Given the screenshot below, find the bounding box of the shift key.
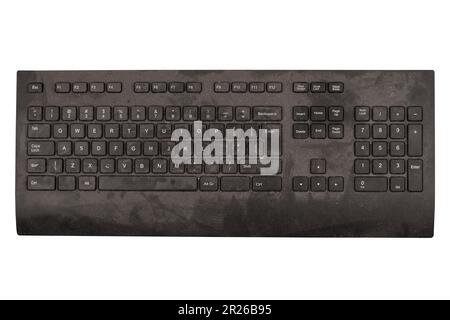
[408,159,423,192]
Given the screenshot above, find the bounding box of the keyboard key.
[293,106,309,121]
[62,106,77,121]
[407,106,422,121]
[122,124,137,138]
[310,159,326,174]
[78,176,96,190]
[249,82,265,93]
[390,176,405,192]
[45,106,59,121]
[292,176,309,191]
[355,124,370,139]
[354,159,370,174]
[27,158,46,173]
[354,106,370,121]
[169,82,185,93]
[328,124,344,139]
[105,124,120,138]
[157,124,172,138]
[143,141,158,156]
[74,141,89,155]
[27,176,55,190]
[252,176,282,191]
[165,106,181,121]
[221,176,250,191]
[266,82,282,93]
[390,159,405,174]
[90,82,105,93]
[65,159,80,173]
[310,176,326,192]
[372,124,387,139]
[82,158,97,173]
[117,158,132,173]
[148,106,164,121]
[328,82,344,93]
[70,124,85,138]
[27,82,43,93]
[28,106,42,121]
[328,177,344,192]
[214,82,230,93]
[354,141,370,156]
[126,141,141,156]
[408,159,423,192]
[390,141,405,157]
[100,159,115,173]
[408,124,422,156]
[92,141,106,156]
[310,82,326,93]
[28,141,54,156]
[310,124,326,139]
[58,176,76,191]
[114,106,128,121]
[79,106,94,121]
[134,82,149,93]
[28,124,50,138]
[390,124,405,139]
[236,106,251,121]
[139,124,154,138]
[232,82,247,93]
[99,176,197,191]
[199,176,219,191]
[72,82,88,93]
[131,106,146,121]
[310,106,326,121]
[390,106,405,121]
[372,159,388,174]
[253,106,282,121]
[328,106,344,121]
[55,82,70,93]
[151,82,167,93]
[57,141,72,156]
[354,176,387,192]
[107,82,122,93]
[372,106,387,121]
[97,106,111,121]
[201,106,216,121]
[135,159,150,173]
[152,158,167,173]
[218,106,233,121]
[48,158,63,173]
[293,82,309,93]
[372,141,387,157]
[186,82,202,93]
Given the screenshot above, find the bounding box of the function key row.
[29,81,344,94]
[214,82,282,93]
[134,82,202,93]
[354,106,422,121]
[28,106,282,122]
[55,82,122,93]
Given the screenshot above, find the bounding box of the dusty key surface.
[16,70,434,237]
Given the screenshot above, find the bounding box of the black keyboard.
[16,70,435,237]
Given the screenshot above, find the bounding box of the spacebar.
[99,176,198,191]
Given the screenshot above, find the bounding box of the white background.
[0,0,448,300]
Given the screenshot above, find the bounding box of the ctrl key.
[27,176,55,190]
